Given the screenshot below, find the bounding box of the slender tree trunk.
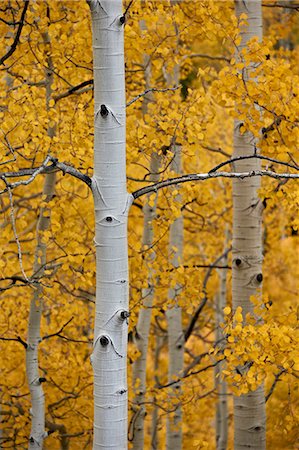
[165,20,184,448]
[150,335,161,450]
[233,2,266,449]
[132,23,161,448]
[26,28,56,450]
[166,144,184,450]
[215,241,228,450]
[89,2,131,449]
[132,152,160,450]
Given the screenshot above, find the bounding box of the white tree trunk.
[26,173,56,450]
[166,145,184,450]
[132,25,161,447]
[89,1,131,449]
[27,29,56,449]
[215,243,228,450]
[132,152,160,450]
[233,2,266,449]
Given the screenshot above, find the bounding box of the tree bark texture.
[233,1,266,449]
[132,153,160,450]
[215,243,228,450]
[132,25,161,448]
[166,145,184,450]
[89,1,131,449]
[27,29,56,449]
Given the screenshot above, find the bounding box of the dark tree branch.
[132,169,299,199]
[265,369,286,402]
[0,156,92,191]
[53,79,93,102]
[42,317,74,340]
[209,154,299,174]
[0,1,29,66]
[0,335,27,348]
[184,248,231,342]
[262,3,299,10]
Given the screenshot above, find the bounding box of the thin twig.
[126,86,180,107]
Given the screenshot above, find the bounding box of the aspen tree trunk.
[166,144,184,450]
[233,1,266,449]
[165,20,184,448]
[26,29,56,449]
[89,2,131,449]
[132,152,160,450]
[150,335,162,450]
[215,247,228,450]
[132,22,161,448]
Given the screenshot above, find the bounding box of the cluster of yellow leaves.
[217,301,298,396]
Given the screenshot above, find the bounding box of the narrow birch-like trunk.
[150,335,162,450]
[233,1,266,449]
[165,21,184,448]
[26,29,56,449]
[132,22,161,448]
[215,246,228,450]
[132,152,160,450]
[166,144,184,450]
[89,2,131,449]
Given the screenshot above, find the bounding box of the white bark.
[27,29,56,449]
[215,242,228,450]
[164,20,184,447]
[26,174,55,450]
[132,22,161,447]
[166,146,184,450]
[233,1,266,449]
[132,152,160,450]
[89,1,131,449]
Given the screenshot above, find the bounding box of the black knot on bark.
[106,216,113,222]
[235,258,242,267]
[119,15,125,25]
[120,310,130,320]
[39,377,47,383]
[99,335,109,347]
[100,104,109,117]
[256,273,263,283]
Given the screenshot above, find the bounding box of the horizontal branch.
[262,2,299,10]
[0,156,92,191]
[53,79,93,102]
[132,170,299,199]
[126,86,180,107]
[209,154,299,174]
[183,53,230,62]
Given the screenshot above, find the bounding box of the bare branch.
[126,86,180,107]
[262,3,299,10]
[265,369,286,402]
[183,53,230,62]
[184,249,231,343]
[4,182,30,281]
[53,79,93,103]
[0,335,27,348]
[0,1,29,66]
[132,169,299,199]
[42,317,74,340]
[209,154,299,174]
[0,156,92,192]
